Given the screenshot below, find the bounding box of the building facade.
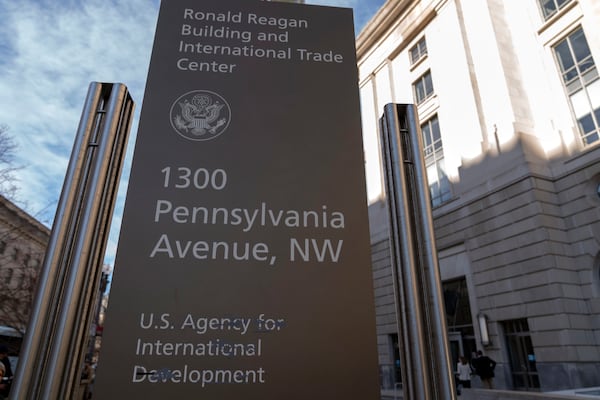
[358,0,600,392]
[0,195,49,354]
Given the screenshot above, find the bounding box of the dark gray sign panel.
[94,0,379,398]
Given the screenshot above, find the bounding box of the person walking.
[0,345,12,399]
[0,362,6,400]
[456,356,472,394]
[472,350,496,389]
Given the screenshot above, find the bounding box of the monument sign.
[94,0,378,398]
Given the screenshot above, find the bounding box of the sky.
[0,0,385,266]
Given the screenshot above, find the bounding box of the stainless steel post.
[379,103,456,400]
[11,82,134,399]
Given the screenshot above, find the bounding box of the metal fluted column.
[11,82,134,399]
[379,103,455,400]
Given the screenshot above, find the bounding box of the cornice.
[0,195,51,238]
[356,0,414,59]
[356,0,440,63]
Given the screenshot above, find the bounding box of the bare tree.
[0,125,21,201]
[0,127,49,343]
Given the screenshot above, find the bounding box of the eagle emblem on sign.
[170,90,231,141]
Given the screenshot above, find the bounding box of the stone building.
[358,0,600,392]
[0,195,49,353]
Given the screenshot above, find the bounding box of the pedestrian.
[0,345,12,398]
[0,362,6,400]
[456,356,472,394]
[472,350,496,389]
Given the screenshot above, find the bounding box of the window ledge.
[537,0,578,35]
[416,94,438,120]
[409,53,428,72]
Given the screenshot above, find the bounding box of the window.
[409,37,427,65]
[554,27,600,146]
[3,267,13,285]
[413,70,434,104]
[504,319,540,390]
[538,0,572,20]
[390,334,402,386]
[421,115,451,206]
[443,278,477,369]
[594,252,600,297]
[379,334,401,390]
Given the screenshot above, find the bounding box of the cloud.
[0,0,159,267]
[0,0,383,266]
[0,0,158,223]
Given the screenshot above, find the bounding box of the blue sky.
[0,0,385,265]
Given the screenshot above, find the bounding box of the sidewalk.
[381,388,597,400]
[459,388,598,400]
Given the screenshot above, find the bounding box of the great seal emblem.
[170,90,231,141]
